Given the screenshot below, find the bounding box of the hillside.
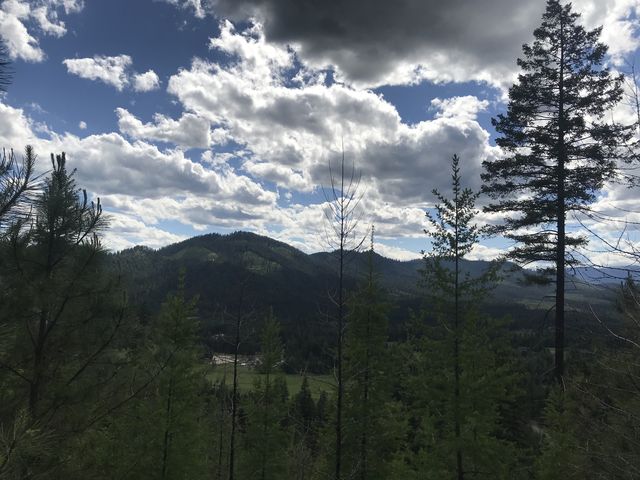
[110,231,620,371]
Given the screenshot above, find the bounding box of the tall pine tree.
[482,0,631,383]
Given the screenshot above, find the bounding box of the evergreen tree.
[482,0,631,383]
[291,376,318,446]
[0,152,126,478]
[414,155,520,479]
[93,273,210,479]
[288,376,321,479]
[342,231,399,480]
[535,387,584,480]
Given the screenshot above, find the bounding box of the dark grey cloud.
[207,0,546,86]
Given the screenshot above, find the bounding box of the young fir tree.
[238,312,289,480]
[291,376,317,444]
[482,0,631,383]
[534,387,584,480]
[342,231,400,480]
[414,155,520,479]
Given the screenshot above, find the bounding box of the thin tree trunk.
[260,371,271,480]
[359,304,371,480]
[556,14,566,386]
[161,376,174,479]
[216,377,227,480]
[229,310,241,480]
[335,157,346,480]
[454,185,464,480]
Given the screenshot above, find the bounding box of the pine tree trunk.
[555,14,566,385]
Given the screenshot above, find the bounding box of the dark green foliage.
[285,376,329,479]
[257,311,284,374]
[482,0,631,381]
[536,276,640,479]
[111,230,618,373]
[91,274,210,479]
[535,387,584,479]
[483,0,628,263]
[342,239,401,479]
[209,378,233,480]
[291,376,319,446]
[0,146,35,232]
[0,151,126,478]
[408,155,521,479]
[238,314,289,480]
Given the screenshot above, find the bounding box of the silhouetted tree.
[482,0,631,383]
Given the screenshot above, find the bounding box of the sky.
[0,0,639,262]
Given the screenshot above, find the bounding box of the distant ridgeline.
[110,231,618,372]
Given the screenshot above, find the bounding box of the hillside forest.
[2,1,640,479]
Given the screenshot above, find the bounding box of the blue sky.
[0,0,638,261]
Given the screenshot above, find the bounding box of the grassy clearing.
[207,364,335,398]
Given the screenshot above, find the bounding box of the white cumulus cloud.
[63,54,133,90]
[0,0,83,62]
[116,107,214,149]
[133,70,160,92]
[63,55,162,93]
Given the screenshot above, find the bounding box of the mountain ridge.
[110,231,620,371]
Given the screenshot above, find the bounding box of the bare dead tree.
[224,270,255,480]
[321,143,366,480]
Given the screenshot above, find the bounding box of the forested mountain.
[111,231,618,371]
